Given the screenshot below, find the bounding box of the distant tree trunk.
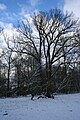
[7,56,11,91]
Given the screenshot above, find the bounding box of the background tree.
[1,8,80,98]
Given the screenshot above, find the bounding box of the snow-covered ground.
[0,93,80,120]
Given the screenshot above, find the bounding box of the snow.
[0,93,80,120]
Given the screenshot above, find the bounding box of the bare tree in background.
[7,9,80,98]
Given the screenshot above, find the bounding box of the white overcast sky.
[64,0,80,19]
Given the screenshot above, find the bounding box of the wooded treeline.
[0,9,80,98]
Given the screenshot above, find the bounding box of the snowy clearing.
[0,93,80,120]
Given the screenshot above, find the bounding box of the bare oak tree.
[7,9,80,98]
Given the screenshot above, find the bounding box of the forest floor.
[0,93,80,120]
